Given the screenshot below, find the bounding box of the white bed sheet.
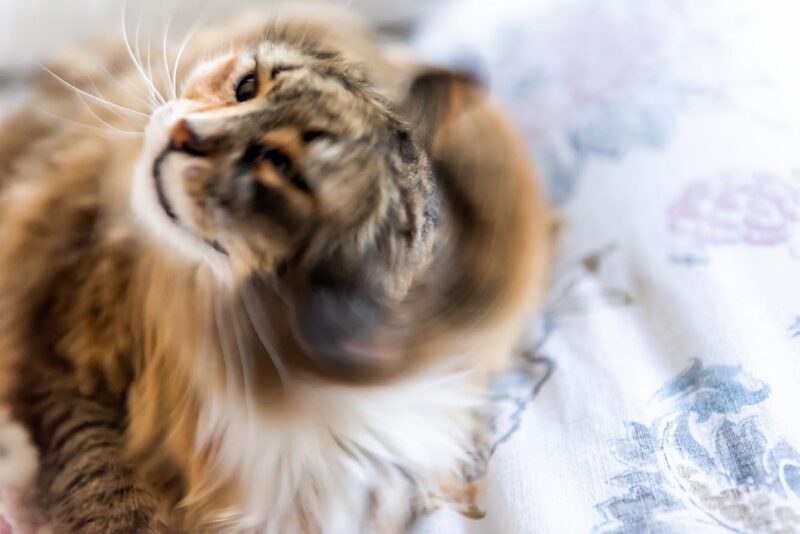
[414,1,800,532]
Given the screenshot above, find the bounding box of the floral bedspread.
[414,0,800,532]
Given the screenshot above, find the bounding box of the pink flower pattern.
[669,171,800,247]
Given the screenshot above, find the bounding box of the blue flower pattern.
[595,360,800,533]
[489,245,632,458]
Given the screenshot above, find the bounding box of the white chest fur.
[195,366,483,533]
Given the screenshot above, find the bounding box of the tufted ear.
[400,67,482,151]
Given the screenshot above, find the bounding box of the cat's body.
[0,8,554,533]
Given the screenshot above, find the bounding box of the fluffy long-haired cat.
[0,5,554,533]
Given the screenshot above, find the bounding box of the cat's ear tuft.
[400,67,483,150]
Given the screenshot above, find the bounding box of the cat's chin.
[130,104,234,284]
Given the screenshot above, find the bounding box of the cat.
[0,6,555,533]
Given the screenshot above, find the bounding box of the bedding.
[2,0,800,532]
[412,0,800,532]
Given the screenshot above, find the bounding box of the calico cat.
[0,7,555,533]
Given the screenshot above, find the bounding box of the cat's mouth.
[152,150,178,222]
[151,147,228,256]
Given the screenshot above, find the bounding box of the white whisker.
[122,0,165,107]
[161,2,179,100]
[39,65,150,119]
[34,106,143,137]
[80,99,145,135]
[88,79,147,128]
[145,25,158,104]
[131,0,153,104]
[94,61,154,111]
[172,4,210,97]
[139,0,166,105]
[136,1,161,105]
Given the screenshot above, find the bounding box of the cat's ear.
[400,67,483,151]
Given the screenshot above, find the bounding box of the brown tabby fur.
[0,7,556,533]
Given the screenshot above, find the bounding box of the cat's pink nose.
[169,119,205,156]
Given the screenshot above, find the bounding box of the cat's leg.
[14,368,171,533]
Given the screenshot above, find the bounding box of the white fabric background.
[414,1,800,532]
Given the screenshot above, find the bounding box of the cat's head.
[132,41,447,380]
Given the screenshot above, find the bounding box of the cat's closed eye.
[260,147,292,175]
[302,130,331,143]
[242,145,311,193]
[240,145,287,170]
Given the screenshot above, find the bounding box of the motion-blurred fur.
[0,7,554,533]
